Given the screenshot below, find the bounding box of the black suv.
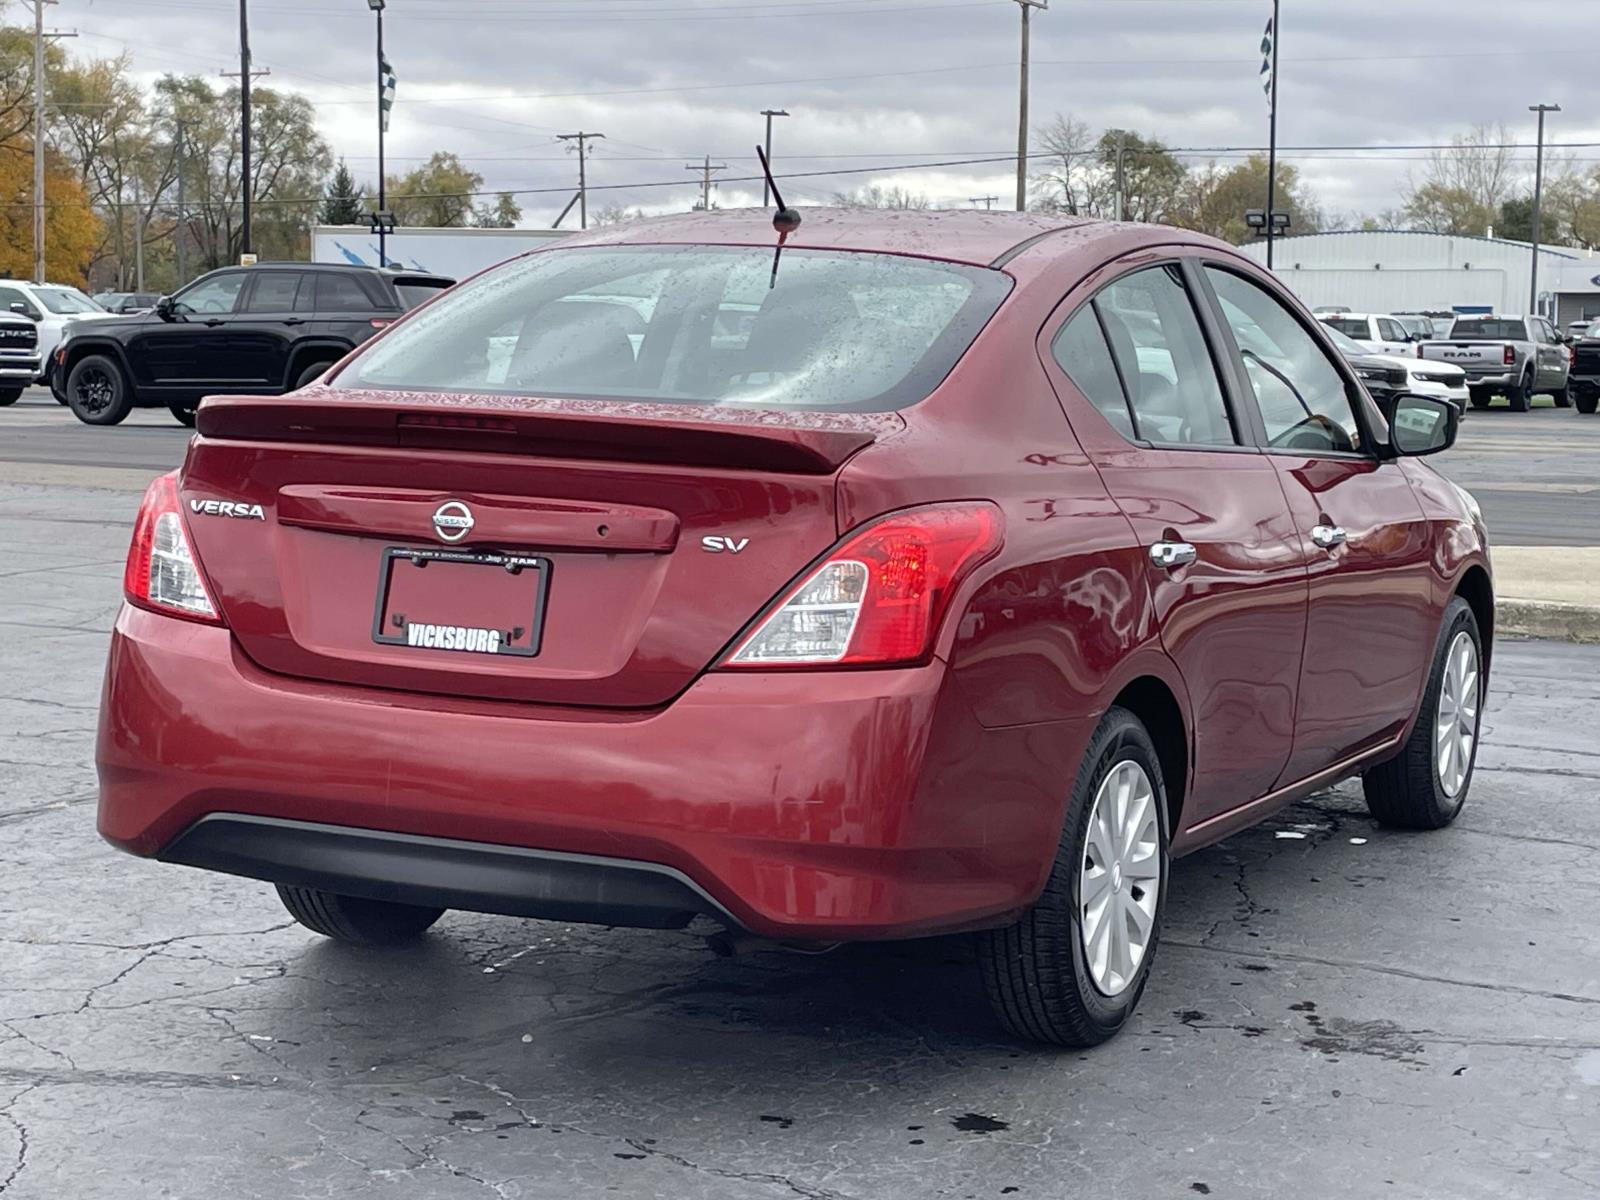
[53,263,453,426]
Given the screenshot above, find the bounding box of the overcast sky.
[68,0,1596,226]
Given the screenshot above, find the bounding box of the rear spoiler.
[194,391,903,476]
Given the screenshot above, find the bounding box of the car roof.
[549,206,1103,267]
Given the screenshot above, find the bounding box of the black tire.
[168,404,196,427]
[293,360,336,390]
[0,386,21,406]
[65,354,133,426]
[977,706,1170,1047]
[1362,596,1483,831]
[1506,372,1532,413]
[275,884,445,945]
[1551,383,1572,408]
[1576,392,1599,415]
[1468,388,1492,410]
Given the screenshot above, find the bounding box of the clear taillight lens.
[722,503,1002,668]
[124,472,221,623]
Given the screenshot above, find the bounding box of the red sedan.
[98,209,1490,1046]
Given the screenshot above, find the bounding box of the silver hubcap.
[1079,760,1162,997]
[1435,631,1480,799]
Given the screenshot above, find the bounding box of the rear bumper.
[1455,370,1515,387]
[98,606,1083,940]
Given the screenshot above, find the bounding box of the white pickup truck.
[1416,315,1571,412]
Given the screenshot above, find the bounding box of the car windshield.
[1321,324,1370,357]
[341,245,1012,412]
[37,288,104,315]
[1321,317,1371,339]
[1394,316,1431,338]
[1450,318,1527,339]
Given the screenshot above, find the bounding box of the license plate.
[372,546,548,658]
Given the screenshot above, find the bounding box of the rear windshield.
[394,281,451,310]
[1321,317,1370,339]
[1450,318,1527,339]
[340,245,1012,412]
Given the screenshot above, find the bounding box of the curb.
[1498,598,1600,644]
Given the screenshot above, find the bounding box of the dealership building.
[1236,230,1600,327]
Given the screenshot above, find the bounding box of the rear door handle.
[1311,524,1347,549]
[203,318,225,327]
[283,317,305,326]
[1148,541,1197,569]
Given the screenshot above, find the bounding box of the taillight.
[1416,344,1424,359]
[1504,345,1516,366]
[370,318,392,330]
[123,472,222,624]
[721,503,1003,668]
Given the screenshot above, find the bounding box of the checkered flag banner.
[380,56,397,132]
[1259,17,1273,112]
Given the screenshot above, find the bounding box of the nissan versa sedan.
[97,209,1491,1046]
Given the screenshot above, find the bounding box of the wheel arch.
[1454,563,1495,674]
[1109,674,1189,843]
[283,339,354,389]
[61,337,135,384]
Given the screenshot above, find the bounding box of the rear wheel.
[168,404,196,427]
[65,354,132,426]
[1468,388,1492,410]
[1363,596,1482,830]
[0,386,21,407]
[978,707,1168,1046]
[276,884,444,945]
[1576,392,1599,415]
[293,360,336,390]
[1506,371,1532,413]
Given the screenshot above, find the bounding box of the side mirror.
[1389,393,1457,457]
[155,295,176,321]
[9,302,34,321]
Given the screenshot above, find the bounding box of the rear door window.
[244,272,310,313]
[1052,306,1137,440]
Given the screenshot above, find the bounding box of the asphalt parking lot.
[3,390,1599,1198]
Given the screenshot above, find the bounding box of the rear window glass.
[395,281,450,310]
[1450,319,1527,339]
[339,245,1012,412]
[1321,317,1370,339]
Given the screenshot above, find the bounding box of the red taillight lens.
[370,318,392,330]
[721,503,1003,668]
[123,472,222,624]
[1504,345,1516,366]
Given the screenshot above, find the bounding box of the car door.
[1042,258,1309,823]
[1374,316,1413,357]
[1200,264,1438,784]
[124,271,248,391]
[230,270,312,390]
[310,270,387,348]
[1534,318,1566,389]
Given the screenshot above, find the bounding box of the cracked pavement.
[3,470,1600,1199]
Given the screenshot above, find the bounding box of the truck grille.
[0,325,37,349]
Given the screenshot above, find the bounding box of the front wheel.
[1363,596,1483,830]
[977,707,1168,1046]
[0,386,21,407]
[1551,383,1572,408]
[1506,372,1532,413]
[65,354,133,426]
[276,884,445,945]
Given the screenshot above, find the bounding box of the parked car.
[94,291,162,316]
[1570,327,1600,414]
[0,280,116,381]
[1316,312,1424,356]
[0,309,42,404]
[1320,323,1469,414]
[53,263,454,426]
[97,210,1490,1048]
[1417,314,1571,411]
[1312,304,1351,314]
[1566,318,1596,343]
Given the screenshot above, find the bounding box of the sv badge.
[701,536,750,554]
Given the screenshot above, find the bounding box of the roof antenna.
[757,144,800,288]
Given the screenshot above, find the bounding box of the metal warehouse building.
[1236,230,1600,327]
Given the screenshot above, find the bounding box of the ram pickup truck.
[1417,314,1570,412]
[1570,331,1600,414]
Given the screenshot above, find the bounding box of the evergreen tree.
[320,159,364,225]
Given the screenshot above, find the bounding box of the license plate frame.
[371,546,550,659]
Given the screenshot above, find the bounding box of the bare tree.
[1031,113,1105,216]
[831,184,930,210]
[1401,123,1517,235]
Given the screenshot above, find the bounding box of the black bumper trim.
[158,814,739,931]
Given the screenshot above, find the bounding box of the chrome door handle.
[1311,524,1347,549]
[1148,541,1197,569]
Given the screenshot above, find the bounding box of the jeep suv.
[53,263,453,426]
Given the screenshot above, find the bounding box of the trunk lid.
[181,391,901,707]
[1418,341,1513,369]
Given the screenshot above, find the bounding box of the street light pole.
[1529,102,1560,318]
[239,0,252,259]
[760,108,789,208]
[1264,0,1281,269]
[1013,0,1047,213]
[370,0,387,266]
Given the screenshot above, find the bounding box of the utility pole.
[1113,132,1127,222]
[760,109,789,207]
[556,132,603,229]
[28,1,74,284]
[1013,0,1046,213]
[968,196,1000,210]
[1263,0,1281,268]
[686,155,727,212]
[174,118,188,286]
[134,174,145,291]
[1529,102,1561,317]
[221,2,269,262]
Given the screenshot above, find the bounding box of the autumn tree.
[0,145,100,283]
[387,151,481,227]
[1180,154,1323,245]
[474,190,520,228]
[1097,129,1189,223]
